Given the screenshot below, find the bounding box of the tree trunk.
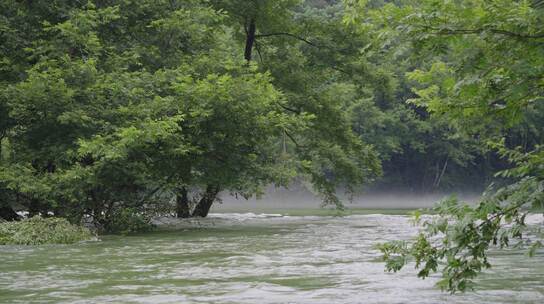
[244,18,256,62]
[434,158,448,188]
[176,187,191,218]
[191,185,219,218]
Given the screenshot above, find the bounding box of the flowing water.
[1,210,543,303]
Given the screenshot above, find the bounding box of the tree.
[0,0,380,228]
[210,0,383,207]
[345,0,544,292]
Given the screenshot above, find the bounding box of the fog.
[212,183,481,211]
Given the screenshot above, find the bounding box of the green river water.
[1,210,543,303]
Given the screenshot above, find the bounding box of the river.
[1,210,543,303]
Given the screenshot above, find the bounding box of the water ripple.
[0,213,542,303]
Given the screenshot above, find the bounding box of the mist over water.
[214,184,481,211]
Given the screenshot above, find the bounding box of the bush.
[0,216,94,245]
[102,207,155,234]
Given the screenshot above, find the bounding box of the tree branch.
[254,33,354,74]
[476,200,528,229]
[254,39,264,64]
[255,32,319,47]
[422,25,544,39]
[285,129,303,149]
[275,101,300,114]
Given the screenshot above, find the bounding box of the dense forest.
[0,0,543,293]
[3,0,539,222]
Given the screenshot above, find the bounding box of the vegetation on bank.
[0,216,94,245]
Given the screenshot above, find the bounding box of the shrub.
[102,207,155,234]
[0,216,93,245]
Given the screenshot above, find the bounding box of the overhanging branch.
[421,25,544,39]
[285,129,303,149]
[255,32,319,47]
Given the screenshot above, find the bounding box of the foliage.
[101,207,155,235]
[0,216,93,245]
[345,0,544,132]
[345,0,544,293]
[340,0,502,192]
[380,168,543,292]
[0,0,381,230]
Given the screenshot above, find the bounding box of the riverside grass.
[0,216,93,245]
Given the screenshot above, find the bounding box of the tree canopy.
[0,0,381,229]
